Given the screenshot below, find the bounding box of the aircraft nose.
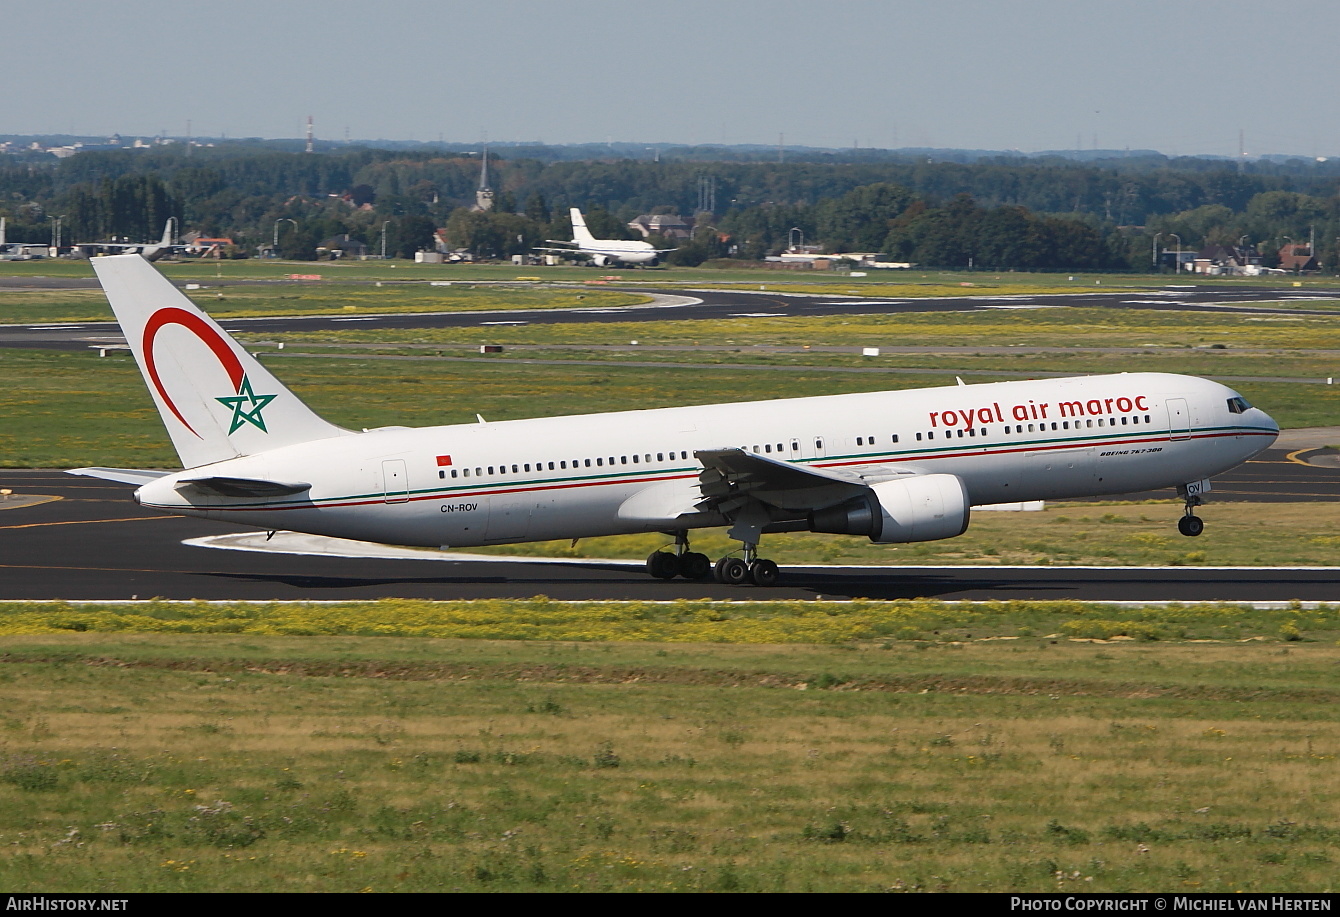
[1257,407,1280,438]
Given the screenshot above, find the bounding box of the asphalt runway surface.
[3,281,1340,352]
[2,455,1337,602]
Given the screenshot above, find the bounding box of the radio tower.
[305,116,314,154]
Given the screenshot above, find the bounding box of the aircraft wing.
[67,467,171,486]
[694,448,871,514]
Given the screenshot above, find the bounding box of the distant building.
[1193,244,1262,276]
[185,235,235,257]
[317,234,368,259]
[627,213,692,240]
[1278,243,1319,273]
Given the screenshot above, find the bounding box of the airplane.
[536,207,676,267]
[70,254,1279,587]
[78,218,182,261]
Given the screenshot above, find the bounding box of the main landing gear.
[645,531,711,581]
[712,542,780,587]
[645,533,781,586]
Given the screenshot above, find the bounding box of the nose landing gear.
[1177,511,1204,537]
[1176,480,1208,537]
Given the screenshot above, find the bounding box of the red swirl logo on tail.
[142,307,250,439]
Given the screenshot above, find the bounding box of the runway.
[3,281,1340,352]
[2,457,1337,602]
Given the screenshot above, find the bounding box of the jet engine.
[809,474,970,544]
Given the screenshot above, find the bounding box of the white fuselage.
[135,373,1278,549]
[573,240,659,265]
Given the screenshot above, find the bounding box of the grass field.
[0,609,1337,893]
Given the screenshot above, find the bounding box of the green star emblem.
[216,374,278,434]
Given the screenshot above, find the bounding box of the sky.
[6,0,1339,158]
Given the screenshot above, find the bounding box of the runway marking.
[0,515,172,531]
[0,495,62,511]
[0,562,194,575]
[1286,448,1318,466]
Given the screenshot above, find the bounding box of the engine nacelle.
[809,474,970,544]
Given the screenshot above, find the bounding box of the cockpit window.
[1226,396,1250,414]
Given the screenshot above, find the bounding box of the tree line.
[2,146,1340,269]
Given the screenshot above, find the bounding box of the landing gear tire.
[680,552,711,580]
[715,556,750,585]
[1178,514,1204,537]
[646,551,680,580]
[749,559,780,587]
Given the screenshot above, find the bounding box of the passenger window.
[657,453,664,461]
[597,458,603,466]
[856,437,863,446]
[451,470,458,478]
[916,432,923,441]
[892,435,899,443]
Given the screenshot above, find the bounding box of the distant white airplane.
[71,255,1278,586]
[537,207,676,266]
[80,219,181,261]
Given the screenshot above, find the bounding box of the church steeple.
[473,146,494,212]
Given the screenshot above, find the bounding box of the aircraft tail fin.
[91,254,348,469]
[159,218,174,247]
[570,207,596,245]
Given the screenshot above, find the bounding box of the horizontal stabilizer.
[67,467,170,486]
[176,476,312,498]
